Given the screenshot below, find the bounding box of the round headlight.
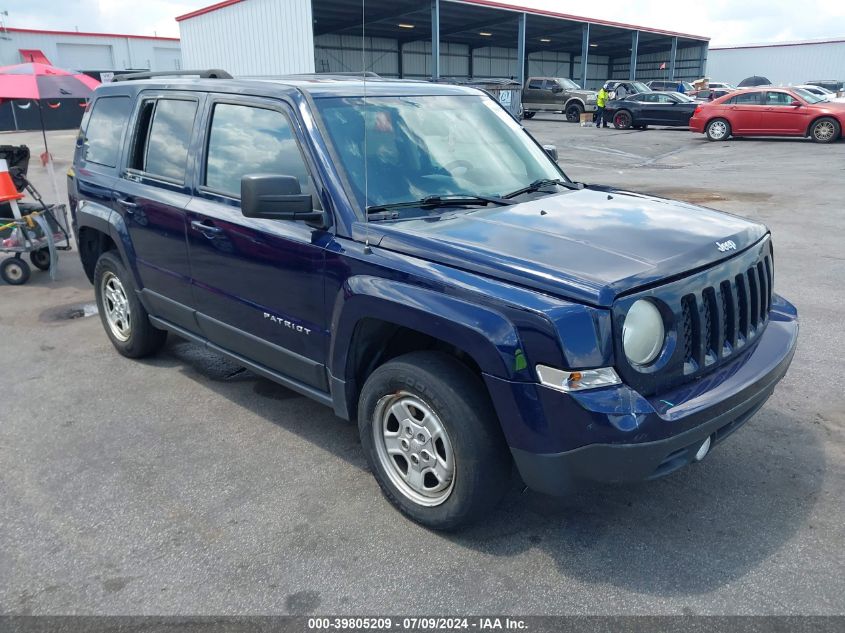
[623,300,665,366]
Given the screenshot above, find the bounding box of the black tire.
[93,250,166,358]
[29,248,51,271]
[565,102,584,122]
[522,111,536,119]
[809,117,840,143]
[613,110,633,129]
[705,118,731,141]
[358,351,511,530]
[1,257,31,285]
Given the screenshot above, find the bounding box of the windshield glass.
[557,78,580,90]
[315,94,564,213]
[793,88,824,104]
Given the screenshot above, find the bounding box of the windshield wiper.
[501,178,583,200]
[366,194,511,215]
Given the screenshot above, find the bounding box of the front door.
[761,91,811,134]
[185,96,331,392]
[114,93,202,325]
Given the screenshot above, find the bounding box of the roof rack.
[291,71,382,78]
[113,69,232,82]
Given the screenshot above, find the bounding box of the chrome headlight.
[622,300,665,366]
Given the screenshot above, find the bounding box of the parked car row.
[518,76,845,142]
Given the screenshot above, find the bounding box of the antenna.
[362,0,371,255]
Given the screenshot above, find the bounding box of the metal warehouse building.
[707,38,845,87]
[177,0,709,89]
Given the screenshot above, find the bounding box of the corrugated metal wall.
[0,31,181,71]
[179,0,315,75]
[611,45,706,82]
[707,41,845,86]
[403,41,470,78]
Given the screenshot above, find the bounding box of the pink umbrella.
[0,62,100,158]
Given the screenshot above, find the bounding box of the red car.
[689,87,845,143]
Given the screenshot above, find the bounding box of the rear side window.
[204,103,317,202]
[727,92,760,105]
[129,98,198,182]
[82,96,131,167]
[527,79,543,89]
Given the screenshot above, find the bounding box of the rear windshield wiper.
[501,178,583,200]
[366,194,512,216]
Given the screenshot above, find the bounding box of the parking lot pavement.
[1,127,843,616]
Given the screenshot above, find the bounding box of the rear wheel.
[809,117,840,143]
[358,351,511,530]
[94,250,167,358]
[706,118,731,141]
[522,111,536,120]
[565,102,584,122]
[613,110,632,129]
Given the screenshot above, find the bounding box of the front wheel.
[565,102,584,122]
[358,351,511,530]
[706,118,731,141]
[1,257,31,285]
[613,110,632,129]
[94,250,167,358]
[809,117,840,143]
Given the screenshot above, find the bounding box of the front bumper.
[584,103,597,112]
[486,295,798,496]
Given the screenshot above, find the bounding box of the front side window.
[765,91,794,106]
[82,96,132,167]
[204,103,316,201]
[315,94,563,212]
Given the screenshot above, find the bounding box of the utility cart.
[0,145,71,285]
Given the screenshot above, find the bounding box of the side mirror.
[551,85,563,93]
[790,100,802,107]
[542,144,558,161]
[241,174,325,225]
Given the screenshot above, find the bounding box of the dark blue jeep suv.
[68,72,798,529]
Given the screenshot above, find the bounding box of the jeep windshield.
[314,94,567,218]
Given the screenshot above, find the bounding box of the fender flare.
[75,200,142,288]
[328,276,531,417]
[563,98,586,111]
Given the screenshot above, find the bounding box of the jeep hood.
[370,187,768,307]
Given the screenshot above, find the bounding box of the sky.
[4,0,845,45]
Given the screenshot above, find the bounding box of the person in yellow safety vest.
[595,85,610,128]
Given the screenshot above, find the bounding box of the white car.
[794,84,845,103]
[707,81,735,91]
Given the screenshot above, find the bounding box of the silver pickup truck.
[522,77,597,122]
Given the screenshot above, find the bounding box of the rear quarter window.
[81,96,132,168]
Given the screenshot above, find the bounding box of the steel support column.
[517,12,527,86]
[669,36,678,80]
[580,23,590,88]
[629,30,639,80]
[431,0,440,80]
[698,43,708,78]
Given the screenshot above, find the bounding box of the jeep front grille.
[681,253,772,374]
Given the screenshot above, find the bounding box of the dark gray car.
[522,77,597,122]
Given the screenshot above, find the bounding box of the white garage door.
[56,43,114,70]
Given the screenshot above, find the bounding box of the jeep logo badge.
[716,239,737,252]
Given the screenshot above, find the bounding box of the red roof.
[176,0,708,40]
[5,27,179,42]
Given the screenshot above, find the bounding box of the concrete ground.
[0,123,843,616]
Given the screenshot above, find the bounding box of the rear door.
[112,92,202,327]
[725,91,764,133]
[185,95,331,392]
[523,78,545,109]
[761,90,811,134]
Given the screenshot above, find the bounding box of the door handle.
[114,196,138,213]
[190,220,223,237]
